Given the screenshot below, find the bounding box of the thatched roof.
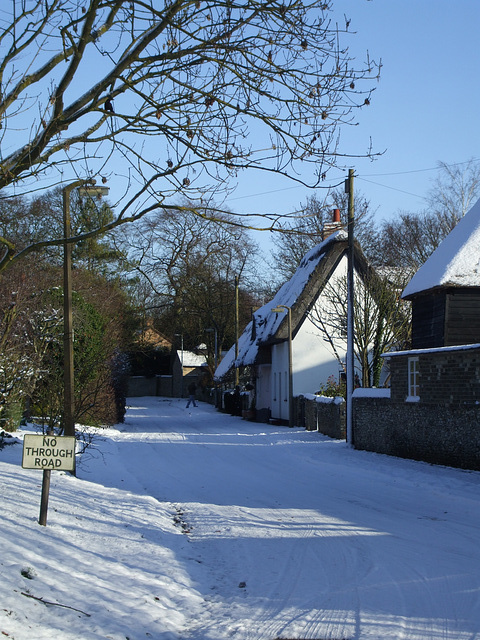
[215,230,371,380]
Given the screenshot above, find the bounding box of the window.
[407,357,420,401]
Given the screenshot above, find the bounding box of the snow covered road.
[1,397,480,639]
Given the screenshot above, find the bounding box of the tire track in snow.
[99,400,480,639]
[185,504,378,640]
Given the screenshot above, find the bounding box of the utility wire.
[228,157,480,204]
[358,157,480,178]
[355,177,427,200]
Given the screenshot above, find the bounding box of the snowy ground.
[1,397,480,640]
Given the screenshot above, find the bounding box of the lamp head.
[78,185,109,197]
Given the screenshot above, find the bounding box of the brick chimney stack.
[322,208,343,240]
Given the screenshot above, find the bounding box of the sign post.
[39,468,51,527]
[22,434,76,526]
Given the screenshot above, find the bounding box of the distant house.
[136,320,173,350]
[172,349,208,398]
[353,197,480,470]
[215,224,378,423]
[127,320,173,397]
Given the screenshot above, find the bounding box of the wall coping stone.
[353,388,391,399]
[383,343,480,358]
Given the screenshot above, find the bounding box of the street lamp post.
[174,333,184,397]
[62,180,109,440]
[271,305,293,427]
[205,327,218,407]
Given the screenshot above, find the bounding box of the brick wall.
[389,345,480,404]
[353,396,480,470]
[353,346,480,471]
[127,375,173,397]
[294,395,346,439]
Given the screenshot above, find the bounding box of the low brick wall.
[389,344,480,404]
[353,393,480,471]
[295,394,346,439]
[127,375,173,397]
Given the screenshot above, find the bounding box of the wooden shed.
[406,288,480,349]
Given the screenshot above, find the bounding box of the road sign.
[22,435,76,471]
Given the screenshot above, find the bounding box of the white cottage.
[215,230,374,423]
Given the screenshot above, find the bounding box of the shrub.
[316,375,346,399]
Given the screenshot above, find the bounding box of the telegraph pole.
[235,275,239,386]
[346,169,355,445]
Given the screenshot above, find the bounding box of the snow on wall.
[353,388,391,398]
[303,393,345,405]
[382,342,480,358]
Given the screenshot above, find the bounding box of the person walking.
[186,381,197,408]
[232,384,242,416]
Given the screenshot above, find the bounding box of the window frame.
[407,356,420,401]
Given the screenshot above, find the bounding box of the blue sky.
[229,0,480,230]
[10,1,476,256]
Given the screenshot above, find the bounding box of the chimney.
[322,208,343,240]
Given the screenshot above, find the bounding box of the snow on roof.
[214,231,346,380]
[402,196,480,298]
[181,350,207,367]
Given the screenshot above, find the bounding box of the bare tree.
[427,158,480,231]
[0,1,379,271]
[122,203,259,354]
[270,188,377,282]
[375,211,442,276]
[376,159,480,276]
